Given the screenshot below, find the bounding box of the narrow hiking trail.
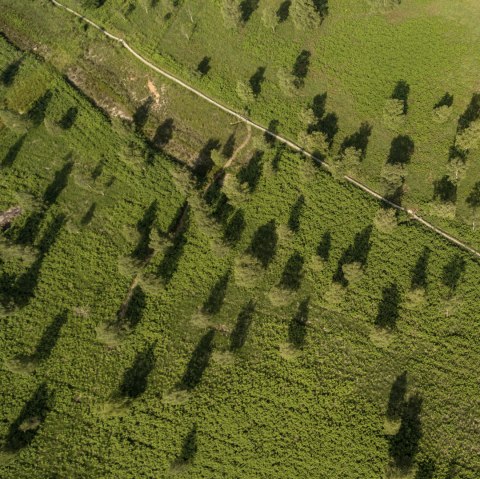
[49,0,480,260]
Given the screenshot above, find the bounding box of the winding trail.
[50,0,480,260]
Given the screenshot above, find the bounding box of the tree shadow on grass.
[391,80,410,114]
[317,231,332,261]
[434,92,453,109]
[117,284,147,330]
[239,0,259,23]
[119,343,156,399]
[333,225,372,285]
[249,219,278,267]
[442,254,465,293]
[2,134,27,168]
[192,138,221,187]
[224,209,246,244]
[411,248,430,290]
[59,106,79,130]
[28,89,53,126]
[415,458,436,479]
[178,329,215,391]
[318,112,339,148]
[272,144,285,171]
[43,160,74,206]
[375,283,400,331]
[292,50,311,88]
[158,233,187,284]
[276,0,291,22]
[31,310,68,362]
[288,297,309,348]
[6,383,54,452]
[133,97,153,132]
[230,300,255,351]
[340,122,372,159]
[387,135,414,165]
[288,194,305,233]
[249,66,266,98]
[457,93,480,133]
[280,252,304,290]
[265,119,279,146]
[81,202,96,226]
[91,157,106,181]
[13,214,66,306]
[197,56,211,76]
[388,394,423,473]
[133,200,158,261]
[386,371,407,421]
[237,150,264,192]
[1,58,22,87]
[433,175,457,203]
[222,133,236,159]
[153,118,174,149]
[202,271,230,315]
[173,425,198,466]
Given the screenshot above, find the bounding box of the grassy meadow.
[0,29,480,478]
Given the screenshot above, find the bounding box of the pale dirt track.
[49,0,480,260]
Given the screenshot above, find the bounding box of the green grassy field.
[1,30,480,478]
[23,0,480,252]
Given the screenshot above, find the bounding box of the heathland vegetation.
[0,1,480,478]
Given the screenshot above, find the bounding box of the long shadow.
[276,0,291,22]
[289,297,309,348]
[249,67,266,97]
[387,135,414,165]
[249,219,278,268]
[133,97,153,132]
[433,175,456,203]
[119,343,156,399]
[203,271,230,315]
[457,93,480,133]
[272,144,285,172]
[265,119,279,146]
[43,160,74,206]
[391,80,410,114]
[317,231,332,261]
[340,122,372,159]
[81,202,96,226]
[192,138,221,186]
[288,194,305,233]
[212,192,234,224]
[158,231,187,284]
[313,0,329,20]
[415,458,436,479]
[467,181,480,210]
[311,93,327,123]
[6,383,54,452]
[280,252,304,290]
[117,284,147,330]
[1,58,22,86]
[224,209,246,244]
[28,89,53,126]
[411,247,430,290]
[14,210,45,246]
[59,106,79,130]
[91,157,106,181]
[442,254,465,292]
[230,300,255,351]
[14,214,66,306]
[197,56,211,76]
[434,92,453,109]
[178,329,215,391]
[2,134,27,168]
[318,112,339,148]
[388,393,423,472]
[133,200,158,261]
[167,200,190,238]
[333,225,372,285]
[174,425,198,465]
[386,371,407,421]
[292,50,311,88]
[237,150,264,192]
[205,170,225,206]
[222,133,236,159]
[239,0,259,23]
[375,283,400,330]
[153,118,174,149]
[32,310,68,361]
